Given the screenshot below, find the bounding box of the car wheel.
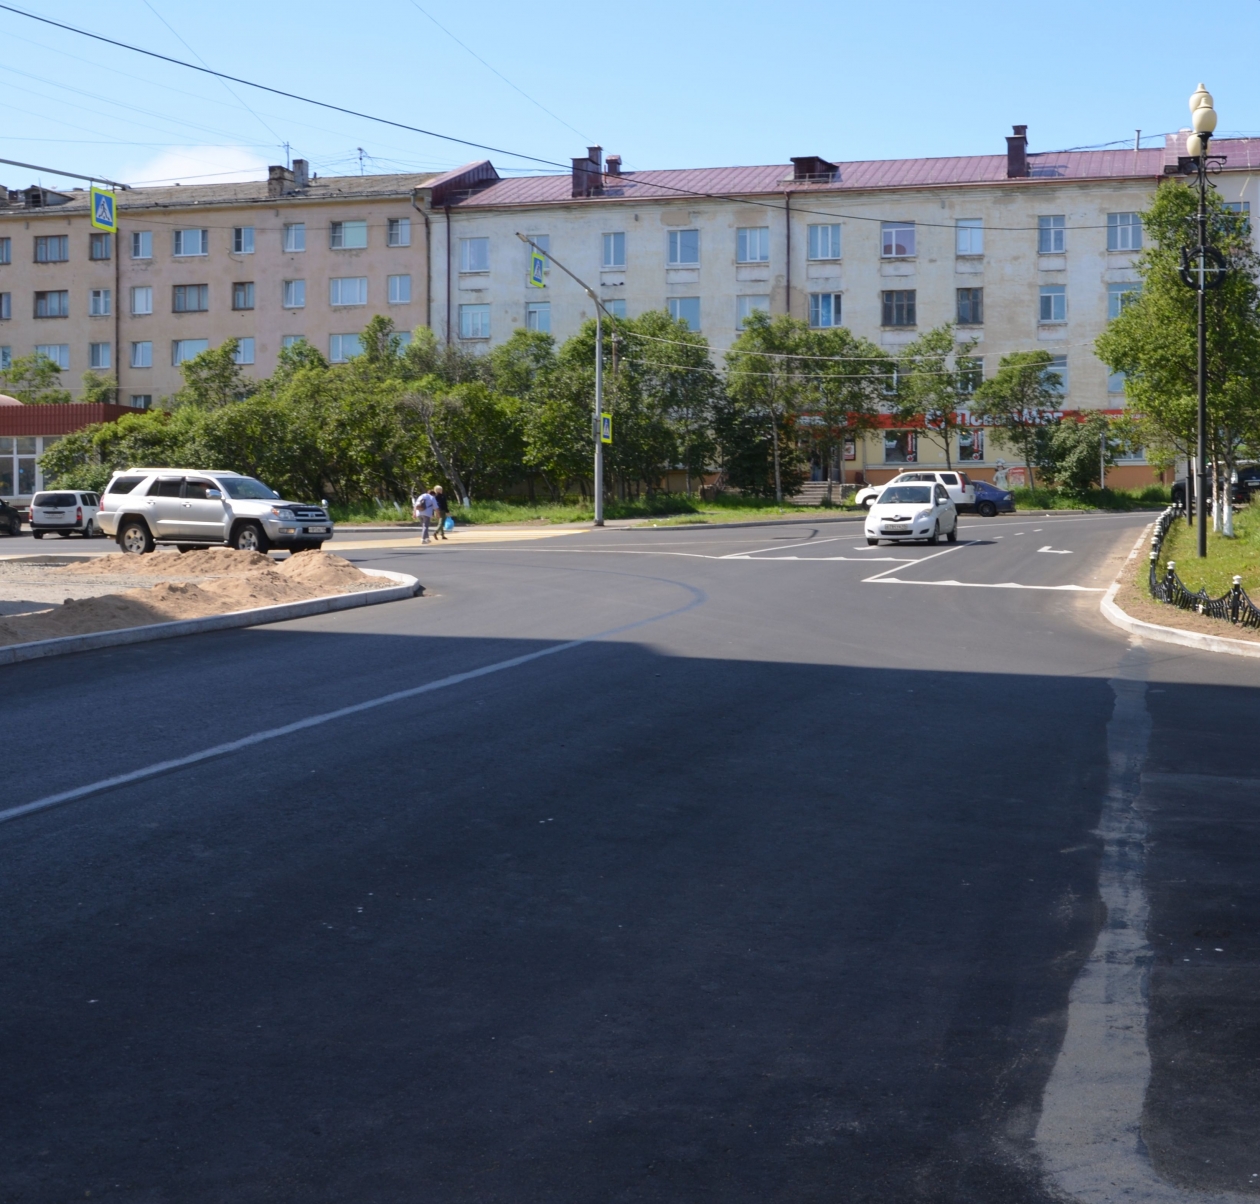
[82,521,96,538]
[927,522,940,546]
[32,531,43,540]
[231,522,270,554]
[866,537,879,546]
[863,497,876,510]
[118,520,154,555]
[946,522,958,543]
[977,500,997,518]
[176,544,199,553]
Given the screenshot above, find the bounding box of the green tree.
[1042,411,1115,495]
[171,339,252,409]
[0,352,72,405]
[79,370,117,404]
[801,326,889,486]
[971,350,1063,488]
[893,324,978,469]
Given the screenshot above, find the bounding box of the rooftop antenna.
[357,146,365,175]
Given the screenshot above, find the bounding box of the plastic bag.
[443,516,455,531]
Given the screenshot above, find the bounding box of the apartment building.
[0,161,434,405]
[425,129,1260,484]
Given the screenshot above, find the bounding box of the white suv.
[96,469,333,554]
[856,470,977,512]
[30,490,101,539]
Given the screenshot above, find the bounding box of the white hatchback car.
[29,490,102,539]
[865,482,958,545]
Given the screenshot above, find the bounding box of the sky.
[1,0,1259,191]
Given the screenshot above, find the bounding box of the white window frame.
[130,340,153,369]
[1107,281,1140,320]
[736,295,770,329]
[131,231,152,260]
[329,334,362,363]
[233,226,255,254]
[605,298,627,319]
[88,342,111,370]
[282,279,306,309]
[330,277,368,307]
[0,292,9,322]
[387,218,411,247]
[330,220,368,250]
[89,288,111,317]
[1038,215,1066,254]
[668,229,700,266]
[602,231,626,268]
[667,296,701,330]
[736,227,770,264]
[1039,285,1066,323]
[459,303,491,339]
[808,292,842,328]
[172,339,209,365]
[172,228,208,257]
[35,343,70,369]
[283,223,306,253]
[807,224,841,261]
[525,300,550,333]
[1107,212,1143,252]
[0,237,10,266]
[387,274,411,305]
[233,337,255,365]
[130,286,153,316]
[881,222,915,258]
[955,219,983,256]
[129,395,152,409]
[460,237,490,273]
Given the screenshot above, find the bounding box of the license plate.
[304,526,329,534]
[883,524,910,533]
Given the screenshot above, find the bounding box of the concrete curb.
[1099,524,1260,659]
[0,569,419,666]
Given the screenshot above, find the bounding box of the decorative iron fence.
[1147,504,1260,628]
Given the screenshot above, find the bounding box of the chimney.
[571,146,604,198]
[605,154,621,177]
[1006,125,1029,178]
[268,164,294,198]
[292,158,309,189]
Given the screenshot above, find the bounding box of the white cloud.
[123,145,272,187]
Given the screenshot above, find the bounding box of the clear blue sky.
[1,0,1257,190]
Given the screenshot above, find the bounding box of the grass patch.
[1012,485,1171,511]
[329,493,853,526]
[1153,502,1260,596]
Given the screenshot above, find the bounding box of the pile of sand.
[0,550,392,648]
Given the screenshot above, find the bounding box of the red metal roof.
[0,403,136,436]
[451,140,1260,208]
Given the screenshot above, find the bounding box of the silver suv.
[96,469,333,554]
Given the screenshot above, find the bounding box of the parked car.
[971,479,1016,518]
[95,469,333,554]
[29,490,101,539]
[865,482,959,545]
[1171,475,1250,510]
[0,498,22,536]
[856,470,977,512]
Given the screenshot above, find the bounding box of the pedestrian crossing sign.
[90,186,117,233]
[600,413,612,444]
[529,249,546,288]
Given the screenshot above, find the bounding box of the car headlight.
[914,510,932,524]
[271,507,295,520]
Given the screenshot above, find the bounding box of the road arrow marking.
[1038,545,1073,554]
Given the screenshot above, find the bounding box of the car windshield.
[878,485,933,504]
[219,477,279,500]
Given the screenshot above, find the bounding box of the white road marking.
[720,535,846,559]
[0,582,707,826]
[869,577,1104,592]
[1038,545,1073,554]
[861,543,970,583]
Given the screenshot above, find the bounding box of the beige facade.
[0,164,434,403]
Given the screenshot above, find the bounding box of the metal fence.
[1147,504,1260,628]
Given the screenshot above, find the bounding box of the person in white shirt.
[412,488,439,543]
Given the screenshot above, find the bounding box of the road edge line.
[0,569,420,667]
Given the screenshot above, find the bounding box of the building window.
[736,295,770,329]
[1038,215,1066,254]
[129,395,152,409]
[958,428,985,461]
[736,227,770,263]
[172,229,208,257]
[1043,355,1068,394]
[89,232,112,261]
[89,342,111,370]
[281,335,305,350]
[1224,201,1251,232]
[668,229,699,266]
[233,337,255,365]
[173,339,209,365]
[387,218,411,247]
[1107,212,1143,252]
[1107,281,1141,319]
[34,236,69,263]
[955,219,983,256]
[808,292,842,328]
[131,231,152,259]
[884,431,917,463]
[0,237,9,265]
[131,286,153,316]
[131,341,152,368]
[956,287,983,325]
[460,237,490,273]
[0,293,9,321]
[602,231,626,268]
[604,298,627,319]
[1039,285,1066,323]
[330,219,368,250]
[882,289,916,327]
[667,296,701,330]
[881,222,915,258]
[1108,370,1127,394]
[329,333,362,362]
[34,290,70,318]
[525,301,550,332]
[232,282,255,311]
[35,344,70,369]
[233,226,255,254]
[459,303,491,339]
[330,277,368,306]
[388,274,412,304]
[0,346,9,370]
[283,279,306,309]
[807,224,841,260]
[959,356,983,394]
[284,223,306,253]
[89,288,112,317]
[173,284,209,313]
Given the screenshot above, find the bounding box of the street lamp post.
[1181,84,1225,557]
[515,233,610,526]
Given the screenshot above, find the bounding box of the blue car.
[972,479,1016,517]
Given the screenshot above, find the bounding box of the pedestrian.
[434,485,450,539]
[413,486,438,543]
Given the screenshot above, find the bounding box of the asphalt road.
[2,512,1257,1203]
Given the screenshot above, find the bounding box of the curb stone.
[0,569,419,666]
[1100,524,1260,659]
